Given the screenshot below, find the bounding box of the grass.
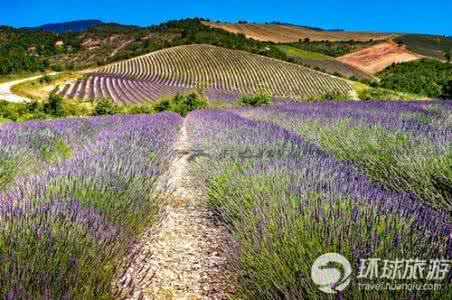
[276,45,332,60]
[11,72,82,100]
[0,71,44,84]
[0,90,239,123]
[352,82,427,100]
[0,157,18,191]
[39,137,73,163]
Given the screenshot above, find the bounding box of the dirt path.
[114,121,235,300]
[0,75,53,103]
[0,70,95,103]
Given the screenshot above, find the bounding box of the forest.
[378,59,452,98]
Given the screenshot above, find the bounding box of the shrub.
[240,90,272,107]
[44,93,65,117]
[50,64,65,72]
[309,91,352,101]
[153,99,171,113]
[95,98,115,115]
[153,91,208,116]
[125,103,154,114]
[444,79,452,98]
[0,101,28,121]
[63,100,93,116]
[39,74,52,84]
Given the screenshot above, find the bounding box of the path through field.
[0,75,44,103]
[0,72,61,103]
[114,120,235,299]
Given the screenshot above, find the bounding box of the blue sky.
[4,0,452,35]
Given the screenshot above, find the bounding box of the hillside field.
[277,45,374,80]
[1,100,452,298]
[202,21,396,42]
[58,44,353,102]
[395,34,452,61]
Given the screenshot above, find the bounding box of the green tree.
[153,91,208,116]
[95,98,115,115]
[43,93,65,117]
[444,79,452,98]
[240,89,273,107]
[445,49,451,63]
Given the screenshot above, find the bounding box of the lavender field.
[0,113,182,298]
[0,100,451,299]
[186,100,452,299]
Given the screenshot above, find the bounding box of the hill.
[1,18,373,80]
[58,44,353,103]
[269,22,344,32]
[0,19,291,75]
[276,45,374,80]
[202,21,395,42]
[394,34,452,61]
[377,59,452,98]
[337,42,422,74]
[26,20,104,33]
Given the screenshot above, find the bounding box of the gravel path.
[114,122,236,299]
[0,75,48,103]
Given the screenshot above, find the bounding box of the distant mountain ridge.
[24,20,104,33]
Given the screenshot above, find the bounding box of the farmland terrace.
[57,44,353,103]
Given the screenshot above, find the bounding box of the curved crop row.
[57,74,243,104]
[59,44,353,103]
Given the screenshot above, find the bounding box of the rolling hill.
[277,45,374,80]
[25,20,104,33]
[394,34,452,61]
[202,21,396,42]
[58,44,353,103]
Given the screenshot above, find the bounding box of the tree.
[153,91,208,116]
[443,79,452,98]
[445,49,451,63]
[240,89,273,107]
[95,98,115,115]
[43,93,65,117]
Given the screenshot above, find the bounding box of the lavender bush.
[239,101,452,212]
[186,109,452,299]
[0,113,182,298]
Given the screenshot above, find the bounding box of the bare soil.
[337,42,422,74]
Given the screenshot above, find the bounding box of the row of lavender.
[0,113,182,298]
[239,101,452,213]
[186,108,452,299]
[57,74,244,104]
